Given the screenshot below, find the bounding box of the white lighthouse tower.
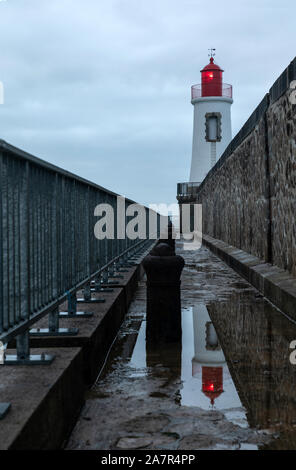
[191,305,225,407]
[189,51,233,183]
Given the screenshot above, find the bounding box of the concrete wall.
[192,58,296,277]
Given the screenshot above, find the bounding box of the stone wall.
[208,294,296,446]
[267,92,296,275]
[197,115,269,262]
[191,60,296,277]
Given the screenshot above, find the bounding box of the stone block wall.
[267,92,296,275]
[197,115,270,262]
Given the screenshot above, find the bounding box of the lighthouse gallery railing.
[191,83,233,100]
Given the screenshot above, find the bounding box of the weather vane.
[208,48,216,58]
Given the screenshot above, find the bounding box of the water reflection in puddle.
[129,322,147,377]
[129,304,248,428]
[182,306,247,425]
[96,290,296,449]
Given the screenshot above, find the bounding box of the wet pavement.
[66,243,296,450]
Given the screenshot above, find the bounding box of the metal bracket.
[0,403,11,419]
[3,331,55,365]
[59,291,94,317]
[30,327,79,336]
[30,308,79,336]
[108,263,124,279]
[59,311,93,318]
[4,353,54,365]
[114,259,129,273]
[90,277,114,293]
[100,269,120,286]
[77,298,105,303]
[91,286,114,293]
[101,280,120,286]
[77,283,105,303]
[108,270,124,279]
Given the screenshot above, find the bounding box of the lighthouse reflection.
[129,304,245,421]
[192,304,224,406]
[181,305,243,415]
[190,305,225,407]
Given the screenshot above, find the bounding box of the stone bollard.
[142,243,185,344]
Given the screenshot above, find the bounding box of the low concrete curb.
[25,288,126,386]
[203,234,296,320]
[0,348,84,450]
[101,265,141,311]
[9,265,143,386]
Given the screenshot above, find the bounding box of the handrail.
[0,238,153,344]
[0,141,160,360]
[177,182,200,197]
[0,140,138,205]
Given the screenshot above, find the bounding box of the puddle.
[95,297,296,449]
[68,247,296,450]
[206,293,296,449]
[128,306,246,421]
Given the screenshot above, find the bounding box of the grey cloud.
[0,0,295,207]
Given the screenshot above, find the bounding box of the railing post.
[4,330,54,364]
[102,265,120,285]
[0,140,163,424]
[77,282,105,304]
[49,308,61,332]
[30,307,79,337]
[115,257,128,273]
[59,291,93,318]
[16,331,30,361]
[92,273,113,293]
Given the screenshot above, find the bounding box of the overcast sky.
[0,0,295,207]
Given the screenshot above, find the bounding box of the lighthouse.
[189,51,233,183]
[191,305,225,407]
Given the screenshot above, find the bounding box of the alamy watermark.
[93,196,202,250]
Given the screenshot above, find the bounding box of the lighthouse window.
[205,112,221,142]
[205,322,221,351]
[208,117,217,140]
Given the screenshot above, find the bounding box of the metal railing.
[269,56,296,104]
[177,182,200,198]
[0,139,160,367]
[191,83,233,100]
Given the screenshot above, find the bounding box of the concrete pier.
[0,263,144,449]
[66,242,296,450]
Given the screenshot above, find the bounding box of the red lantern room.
[202,366,223,406]
[201,57,223,97]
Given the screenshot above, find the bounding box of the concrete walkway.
[66,243,296,450]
